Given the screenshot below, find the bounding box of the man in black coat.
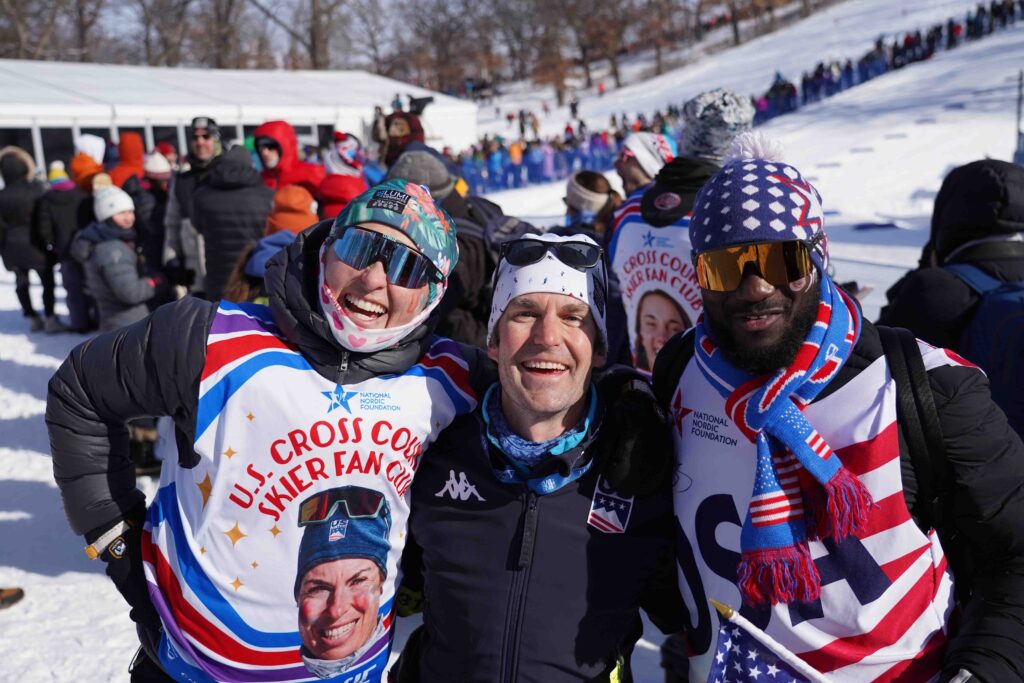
[879,159,1024,348]
[191,146,273,301]
[397,233,682,683]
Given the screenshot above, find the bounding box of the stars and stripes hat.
[689,132,829,272]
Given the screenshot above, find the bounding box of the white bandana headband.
[486,233,608,348]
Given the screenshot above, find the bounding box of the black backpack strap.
[876,326,947,530]
[652,328,696,410]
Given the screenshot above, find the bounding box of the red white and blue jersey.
[608,190,701,373]
[141,301,476,682]
[671,340,966,682]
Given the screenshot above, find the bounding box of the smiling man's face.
[701,267,819,376]
[488,292,605,440]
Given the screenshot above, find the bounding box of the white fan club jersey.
[608,195,701,373]
[671,341,968,682]
[141,302,476,683]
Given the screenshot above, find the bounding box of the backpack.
[943,262,1024,437]
[651,325,973,601]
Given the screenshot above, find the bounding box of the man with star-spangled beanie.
[653,131,1024,682]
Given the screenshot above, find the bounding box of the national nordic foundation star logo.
[323,386,358,413]
[642,230,656,248]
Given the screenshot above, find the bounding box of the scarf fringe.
[738,544,821,607]
[806,467,874,540]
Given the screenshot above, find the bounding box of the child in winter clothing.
[71,184,165,332]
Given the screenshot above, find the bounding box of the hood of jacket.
[0,146,34,184]
[639,155,720,227]
[70,152,104,193]
[110,133,145,187]
[932,159,1024,263]
[254,120,299,174]
[264,219,441,384]
[70,220,135,263]
[205,146,264,190]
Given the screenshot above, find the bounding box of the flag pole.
[711,600,829,683]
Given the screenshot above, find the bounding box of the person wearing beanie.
[385,148,536,347]
[46,177,496,683]
[397,232,684,682]
[650,132,1024,682]
[382,111,425,166]
[253,119,326,198]
[615,132,676,196]
[321,135,369,220]
[293,486,391,677]
[560,169,622,236]
[34,159,96,332]
[69,134,106,194]
[0,146,61,332]
[266,184,318,235]
[607,89,754,372]
[154,141,178,170]
[69,184,166,332]
[162,115,224,298]
[190,146,274,301]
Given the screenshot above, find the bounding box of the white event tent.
[0,59,478,168]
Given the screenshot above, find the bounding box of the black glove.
[598,375,674,497]
[661,632,690,681]
[93,506,161,634]
[164,264,196,289]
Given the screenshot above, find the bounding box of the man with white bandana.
[46,179,487,683]
[393,233,685,683]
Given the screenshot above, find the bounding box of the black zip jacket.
[402,404,684,683]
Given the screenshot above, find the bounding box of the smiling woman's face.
[297,557,383,661]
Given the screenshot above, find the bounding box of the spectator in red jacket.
[253,120,325,198]
[109,132,145,188]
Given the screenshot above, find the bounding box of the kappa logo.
[435,470,486,502]
[329,518,349,542]
[587,477,634,533]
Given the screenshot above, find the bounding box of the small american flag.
[706,601,826,683]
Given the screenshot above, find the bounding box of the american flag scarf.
[693,276,871,606]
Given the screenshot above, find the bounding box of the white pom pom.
[722,131,785,164]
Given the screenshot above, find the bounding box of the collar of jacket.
[264,219,439,385]
[479,385,606,495]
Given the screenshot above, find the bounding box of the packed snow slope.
[488,20,1024,321]
[480,0,1009,140]
[1,10,1022,683]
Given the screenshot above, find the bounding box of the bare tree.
[245,0,345,68]
[69,0,103,61]
[0,0,64,58]
[136,0,193,65]
[348,0,394,74]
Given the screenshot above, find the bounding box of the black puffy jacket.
[0,147,46,271]
[33,183,91,258]
[879,159,1024,349]
[192,148,274,300]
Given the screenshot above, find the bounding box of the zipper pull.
[517,492,539,569]
[338,351,349,376]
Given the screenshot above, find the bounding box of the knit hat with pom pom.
[688,131,829,272]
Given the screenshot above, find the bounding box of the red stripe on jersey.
[879,543,931,583]
[872,627,947,682]
[856,491,913,539]
[834,422,899,477]
[798,556,948,673]
[142,531,301,666]
[202,334,295,382]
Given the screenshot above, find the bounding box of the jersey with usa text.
[608,190,701,374]
[670,340,962,682]
[140,301,476,683]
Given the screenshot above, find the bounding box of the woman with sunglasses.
[46,179,489,683]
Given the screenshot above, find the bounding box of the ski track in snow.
[1,4,1022,679]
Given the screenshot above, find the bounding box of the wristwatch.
[84,519,132,560]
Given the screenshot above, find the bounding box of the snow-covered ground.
[1,5,1022,680]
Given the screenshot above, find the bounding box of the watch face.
[108,537,127,560]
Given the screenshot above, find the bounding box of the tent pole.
[30,121,45,174]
